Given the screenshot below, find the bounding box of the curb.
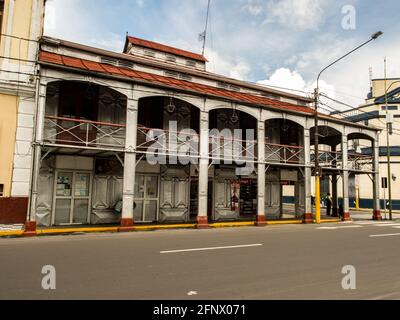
[0,219,344,238]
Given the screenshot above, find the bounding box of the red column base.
[342,212,351,222]
[196,216,209,229]
[118,218,135,232]
[303,213,313,224]
[23,221,37,237]
[373,210,382,221]
[255,215,266,227]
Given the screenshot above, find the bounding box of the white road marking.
[369,233,400,238]
[187,291,198,296]
[375,223,400,227]
[353,221,394,225]
[160,244,262,254]
[317,226,363,230]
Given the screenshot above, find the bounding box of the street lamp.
[314,31,383,224]
[384,79,400,220]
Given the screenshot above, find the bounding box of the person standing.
[326,193,333,216]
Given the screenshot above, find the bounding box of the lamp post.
[383,78,400,220]
[314,31,383,224]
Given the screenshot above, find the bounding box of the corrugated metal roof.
[39,50,314,115]
[125,36,208,62]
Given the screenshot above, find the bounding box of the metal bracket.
[114,153,125,167]
[40,149,53,162]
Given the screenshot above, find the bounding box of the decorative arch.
[137,94,203,111]
[207,103,260,121]
[309,125,342,147]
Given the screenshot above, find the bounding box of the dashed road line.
[369,233,400,238]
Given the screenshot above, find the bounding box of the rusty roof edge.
[38,58,380,133]
[40,36,312,103]
[126,35,208,62]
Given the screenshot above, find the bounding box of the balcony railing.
[209,135,257,163]
[265,143,304,164]
[136,126,200,159]
[43,116,126,150]
[348,152,373,172]
[310,149,342,168]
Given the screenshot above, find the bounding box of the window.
[179,73,192,81]
[144,49,156,58]
[186,60,196,67]
[166,55,176,63]
[0,184,4,197]
[382,105,398,111]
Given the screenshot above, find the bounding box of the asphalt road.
[1,220,400,300]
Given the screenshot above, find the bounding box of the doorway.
[134,175,159,223]
[53,171,92,225]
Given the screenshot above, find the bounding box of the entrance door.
[134,175,159,222]
[53,171,91,225]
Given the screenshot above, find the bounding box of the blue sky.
[45,0,400,109]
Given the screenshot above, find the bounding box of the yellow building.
[0,0,45,224]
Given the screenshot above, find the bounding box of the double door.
[53,171,92,225]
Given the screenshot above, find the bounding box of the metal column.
[25,81,47,236]
[256,121,266,226]
[120,98,138,230]
[372,138,382,220]
[303,128,313,223]
[197,110,209,228]
[332,145,338,217]
[341,135,350,221]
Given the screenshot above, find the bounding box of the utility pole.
[384,58,393,220]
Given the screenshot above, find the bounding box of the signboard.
[382,177,388,189]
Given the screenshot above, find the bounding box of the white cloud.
[264,0,328,31]
[207,49,251,80]
[44,0,123,52]
[258,68,308,93]
[257,67,338,112]
[243,0,264,16]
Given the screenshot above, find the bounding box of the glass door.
[53,171,91,225]
[73,173,91,224]
[133,175,159,222]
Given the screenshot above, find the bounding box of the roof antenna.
[199,0,211,56]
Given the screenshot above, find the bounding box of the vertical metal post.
[256,120,266,226]
[373,138,382,220]
[304,129,313,223]
[342,135,350,221]
[314,88,321,224]
[197,110,209,228]
[384,58,393,220]
[120,98,138,231]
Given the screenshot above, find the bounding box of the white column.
[303,128,313,223]
[197,110,209,228]
[372,138,382,220]
[25,81,46,235]
[256,121,266,226]
[341,135,350,221]
[121,98,138,229]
